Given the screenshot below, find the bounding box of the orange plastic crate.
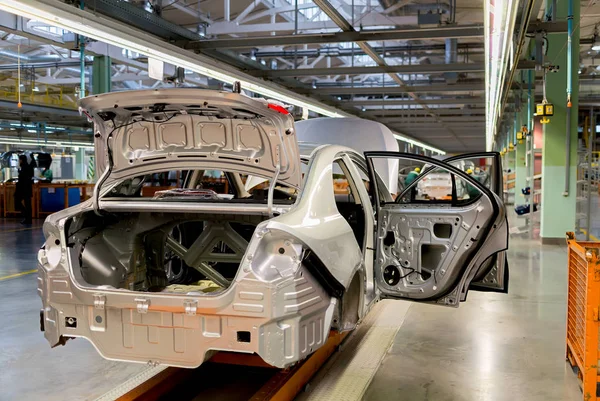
[566,232,600,401]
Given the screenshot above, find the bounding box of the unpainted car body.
[38,89,508,369]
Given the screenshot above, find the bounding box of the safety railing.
[0,85,78,109]
[0,182,93,218]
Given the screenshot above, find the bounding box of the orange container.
[566,232,600,401]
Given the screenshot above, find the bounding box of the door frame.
[364,151,504,304]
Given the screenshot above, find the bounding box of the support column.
[540,0,580,243]
[75,148,85,180]
[92,55,112,95]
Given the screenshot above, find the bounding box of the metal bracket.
[94,294,106,309]
[184,300,198,316]
[92,294,107,332]
[135,298,150,314]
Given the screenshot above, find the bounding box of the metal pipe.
[528,70,532,133]
[445,39,457,64]
[224,0,230,22]
[79,0,85,98]
[586,107,593,240]
[514,111,518,145]
[564,0,574,196]
[0,61,93,70]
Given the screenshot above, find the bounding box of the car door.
[364,152,509,307]
[443,152,508,294]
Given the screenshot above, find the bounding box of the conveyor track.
[95,300,410,401]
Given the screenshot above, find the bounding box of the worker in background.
[15,154,33,224]
[29,153,37,169]
[465,168,480,198]
[41,166,53,183]
[473,167,490,188]
[404,167,421,186]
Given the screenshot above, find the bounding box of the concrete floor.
[0,220,146,401]
[0,216,584,400]
[363,232,582,401]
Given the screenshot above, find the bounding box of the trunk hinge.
[267,144,281,218]
[135,298,150,314]
[93,132,114,216]
[184,300,198,316]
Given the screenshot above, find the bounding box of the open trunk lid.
[79,88,302,192]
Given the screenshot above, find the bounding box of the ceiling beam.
[252,43,485,59]
[248,63,485,78]
[304,83,485,95]
[185,25,485,50]
[526,20,568,34]
[204,16,421,35]
[341,97,486,106]
[363,108,485,117]
[381,117,486,123]
[388,123,486,128]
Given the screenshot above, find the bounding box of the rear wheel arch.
[339,269,365,331]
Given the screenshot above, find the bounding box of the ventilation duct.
[444,38,459,83]
[379,1,451,15]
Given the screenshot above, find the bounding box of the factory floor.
[0,214,583,401]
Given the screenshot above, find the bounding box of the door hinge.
[135,298,150,314]
[93,294,106,309]
[184,300,198,316]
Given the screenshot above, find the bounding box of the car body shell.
[38,89,508,370]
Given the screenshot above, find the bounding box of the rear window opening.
[103,169,299,205]
[66,210,270,295]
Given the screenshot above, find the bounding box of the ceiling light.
[592,45,600,51]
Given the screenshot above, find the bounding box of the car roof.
[298,141,362,160]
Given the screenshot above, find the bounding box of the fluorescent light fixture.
[0,137,94,149]
[484,0,519,151]
[393,134,445,154]
[593,45,600,51]
[0,0,446,155]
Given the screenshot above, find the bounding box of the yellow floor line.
[0,226,42,234]
[581,229,600,242]
[0,269,37,281]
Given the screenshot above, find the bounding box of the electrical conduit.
[564,0,573,196]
